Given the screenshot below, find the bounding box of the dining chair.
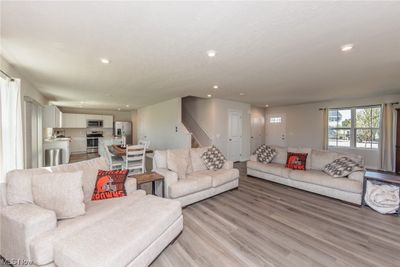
[104,143,124,170]
[125,144,146,175]
[138,139,151,149]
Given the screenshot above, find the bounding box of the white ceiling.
[2,1,400,109]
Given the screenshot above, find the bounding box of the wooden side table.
[132,172,165,197]
[362,170,400,216]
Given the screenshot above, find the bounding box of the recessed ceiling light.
[213,85,219,89]
[239,93,245,96]
[207,50,216,57]
[207,94,212,98]
[117,108,121,111]
[265,104,269,107]
[100,58,110,64]
[80,101,84,104]
[125,104,130,108]
[341,44,354,52]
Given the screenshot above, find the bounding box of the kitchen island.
[43,138,71,164]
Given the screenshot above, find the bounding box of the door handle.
[229,139,232,141]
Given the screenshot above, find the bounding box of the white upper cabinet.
[103,115,113,128]
[43,106,62,128]
[62,113,86,128]
[62,113,113,128]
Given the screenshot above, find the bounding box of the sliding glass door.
[24,96,43,168]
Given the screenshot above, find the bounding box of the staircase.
[181,100,212,148]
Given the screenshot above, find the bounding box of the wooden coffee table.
[132,172,165,197]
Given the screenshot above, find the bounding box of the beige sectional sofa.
[153,147,239,207]
[247,146,365,205]
[1,157,183,267]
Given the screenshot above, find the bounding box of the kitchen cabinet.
[86,114,103,120]
[62,113,86,128]
[70,137,87,153]
[103,115,113,128]
[43,106,62,128]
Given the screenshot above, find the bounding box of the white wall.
[266,94,400,169]
[250,106,266,153]
[137,98,190,150]
[183,97,252,161]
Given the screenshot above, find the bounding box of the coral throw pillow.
[286,152,308,170]
[92,169,128,201]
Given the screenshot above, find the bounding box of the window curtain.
[322,108,328,150]
[380,103,395,172]
[0,78,24,183]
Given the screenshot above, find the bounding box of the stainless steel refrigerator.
[114,121,132,144]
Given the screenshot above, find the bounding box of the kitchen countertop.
[44,137,72,142]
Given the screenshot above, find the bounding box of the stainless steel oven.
[86,131,103,153]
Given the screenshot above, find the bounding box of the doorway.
[228,110,242,162]
[266,113,287,146]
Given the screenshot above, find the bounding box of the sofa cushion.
[6,168,51,205]
[30,191,147,266]
[168,175,212,198]
[91,169,128,201]
[193,169,239,187]
[201,146,226,170]
[289,169,362,193]
[167,149,191,179]
[270,146,287,164]
[311,150,339,170]
[190,147,209,172]
[286,152,308,170]
[323,157,364,178]
[53,195,181,267]
[32,171,85,220]
[254,145,276,164]
[288,147,312,170]
[247,161,290,178]
[50,157,109,203]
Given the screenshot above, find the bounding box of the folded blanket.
[364,181,399,214]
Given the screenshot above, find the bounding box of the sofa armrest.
[155,168,178,198]
[125,178,137,195]
[223,160,234,170]
[1,204,56,261]
[249,155,257,162]
[348,170,365,183]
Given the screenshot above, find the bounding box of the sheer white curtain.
[0,77,24,183]
[380,103,396,172]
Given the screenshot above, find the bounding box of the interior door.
[228,111,242,162]
[251,111,265,153]
[266,113,287,146]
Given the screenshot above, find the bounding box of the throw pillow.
[91,169,128,201]
[167,149,191,179]
[323,157,364,178]
[201,145,226,170]
[32,171,85,219]
[286,152,308,170]
[254,144,276,164]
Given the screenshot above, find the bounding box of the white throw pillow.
[167,149,190,179]
[32,171,85,219]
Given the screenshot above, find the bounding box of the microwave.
[87,120,103,128]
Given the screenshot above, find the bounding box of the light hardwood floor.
[152,163,400,267]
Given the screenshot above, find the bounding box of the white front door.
[266,113,287,146]
[228,111,242,162]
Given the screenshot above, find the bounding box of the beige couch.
[247,146,365,205]
[0,157,183,267]
[153,147,239,207]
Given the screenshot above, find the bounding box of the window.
[270,117,282,123]
[328,106,381,149]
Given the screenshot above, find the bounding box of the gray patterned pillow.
[323,157,363,178]
[254,145,276,164]
[201,146,226,170]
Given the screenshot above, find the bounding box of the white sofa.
[153,147,239,207]
[247,146,365,205]
[0,157,183,267]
